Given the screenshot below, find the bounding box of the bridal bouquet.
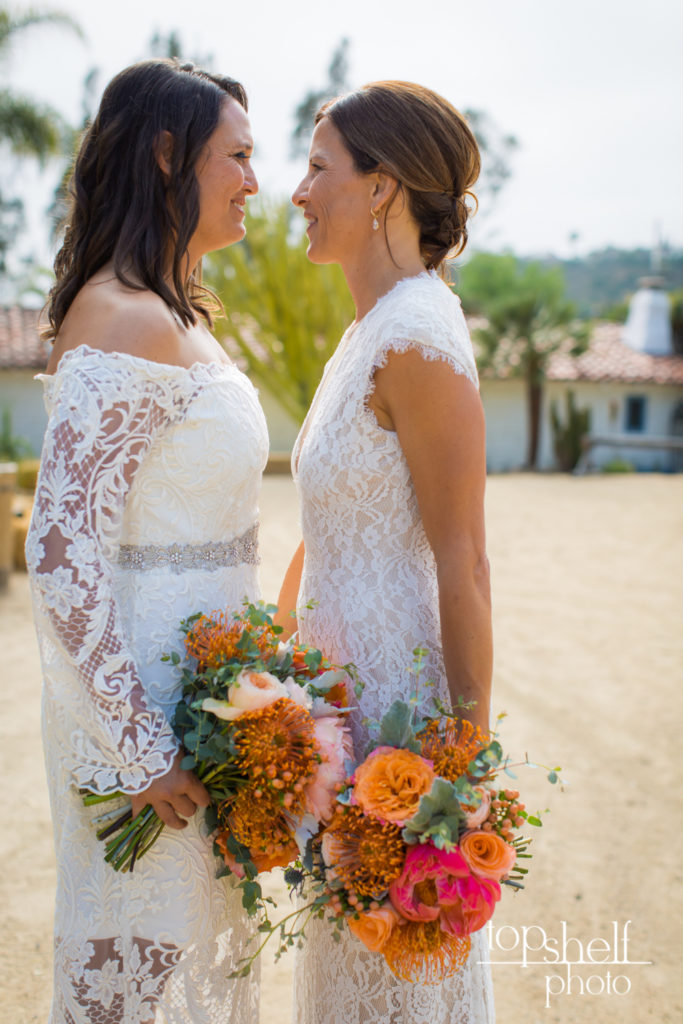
[83,603,356,911]
[249,650,558,983]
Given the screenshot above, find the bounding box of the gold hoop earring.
[371,208,380,231]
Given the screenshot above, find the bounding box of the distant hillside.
[520,247,683,318]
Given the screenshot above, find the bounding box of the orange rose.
[348,905,401,952]
[352,747,435,825]
[460,829,517,881]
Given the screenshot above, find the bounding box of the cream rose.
[201,670,288,720]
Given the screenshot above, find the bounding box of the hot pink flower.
[389,844,469,924]
[439,874,501,936]
[389,842,501,937]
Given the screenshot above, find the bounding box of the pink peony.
[304,716,352,823]
[439,874,501,936]
[389,844,470,924]
[389,842,501,937]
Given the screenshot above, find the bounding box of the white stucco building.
[2,279,682,473]
[480,279,683,473]
[0,306,300,460]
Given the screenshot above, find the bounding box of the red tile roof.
[0,307,50,370]
[1,306,682,387]
[476,321,683,386]
[547,323,683,385]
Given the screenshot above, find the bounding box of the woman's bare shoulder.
[47,273,183,374]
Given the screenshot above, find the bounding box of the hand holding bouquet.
[83,603,356,917]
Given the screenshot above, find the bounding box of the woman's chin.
[305,242,336,266]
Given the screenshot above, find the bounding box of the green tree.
[205,198,354,423]
[0,4,82,270]
[670,289,683,355]
[459,253,588,469]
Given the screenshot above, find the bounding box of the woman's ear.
[154,130,174,178]
[370,171,399,210]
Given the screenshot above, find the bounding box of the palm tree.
[459,253,588,469]
[0,5,82,159]
[0,5,82,272]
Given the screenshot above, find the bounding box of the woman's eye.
[233,152,249,161]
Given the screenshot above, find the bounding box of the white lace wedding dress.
[26,345,269,1024]
[292,273,495,1024]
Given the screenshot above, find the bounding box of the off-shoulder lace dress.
[292,273,495,1024]
[25,345,269,1024]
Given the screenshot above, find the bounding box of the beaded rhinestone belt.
[118,524,259,573]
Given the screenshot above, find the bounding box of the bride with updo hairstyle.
[278,82,495,1022]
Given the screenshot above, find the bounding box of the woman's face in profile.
[292,116,374,267]
[190,98,258,260]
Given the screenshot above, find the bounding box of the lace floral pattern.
[293,273,495,1023]
[26,345,269,1023]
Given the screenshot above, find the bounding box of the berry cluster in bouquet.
[83,603,357,919]
[256,648,559,984]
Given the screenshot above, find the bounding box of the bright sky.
[4,0,682,265]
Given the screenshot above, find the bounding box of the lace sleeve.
[26,352,193,794]
[367,274,479,390]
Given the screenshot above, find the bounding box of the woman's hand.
[130,752,210,829]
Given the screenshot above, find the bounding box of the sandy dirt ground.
[1,473,681,1024]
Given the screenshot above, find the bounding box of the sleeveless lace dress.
[25,345,269,1024]
[292,273,495,1024]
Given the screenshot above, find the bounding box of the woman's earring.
[371,208,380,231]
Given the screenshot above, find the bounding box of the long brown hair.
[45,59,247,340]
[317,81,480,270]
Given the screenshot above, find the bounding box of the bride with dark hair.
[27,59,266,1024]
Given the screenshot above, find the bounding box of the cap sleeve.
[367,273,479,389]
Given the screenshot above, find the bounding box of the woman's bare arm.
[370,348,492,733]
[274,540,305,638]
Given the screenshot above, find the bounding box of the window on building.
[624,395,647,432]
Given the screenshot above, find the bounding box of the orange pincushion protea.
[382,919,471,984]
[322,805,405,901]
[418,718,491,784]
[223,784,297,861]
[215,820,298,874]
[231,698,319,814]
[184,611,277,670]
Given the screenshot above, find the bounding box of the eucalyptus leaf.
[401,777,465,849]
[378,700,421,752]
